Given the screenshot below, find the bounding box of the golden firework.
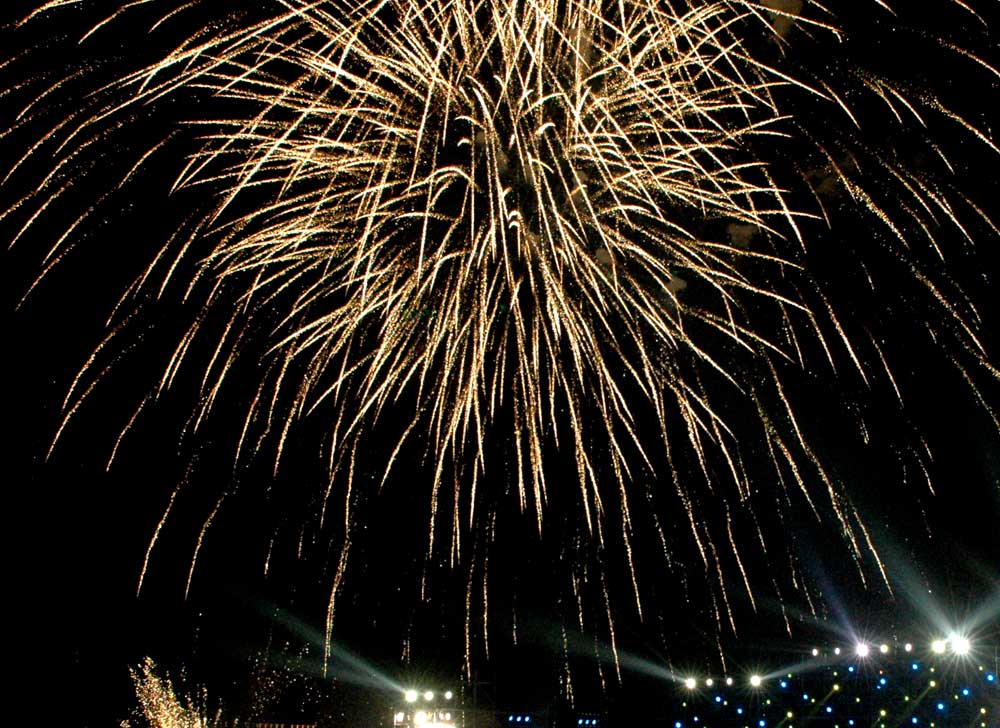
[5,0,998,677]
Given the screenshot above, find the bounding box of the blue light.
[937,703,945,711]
[911,718,918,725]
[802,694,809,701]
[848,666,855,673]
[675,723,682,728]
[987,673,996,683]
[962,688,970,697]
[879,678,887,685]
[758,720,766,727]
[517,718,523,723]
[825,706,833,714]
[737,708,744,715]
[912,663,920,671]
[715,696,722,704]
[848,721,855,726]
[576,720,582,726]
[780,681,788,689]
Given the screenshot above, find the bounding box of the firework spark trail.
[4,0,999,674]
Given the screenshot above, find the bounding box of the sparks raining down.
[126,658,223,728]
[4,0,999,678]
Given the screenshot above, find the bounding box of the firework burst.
[4,0,999,679]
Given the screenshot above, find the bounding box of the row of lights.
[683,676,762,690]
[824,635,972,660]
[849,635,971,659]
[684,676,737,690]
[394,711,455,725]
[682,635,978,690]
[404,690,455,703]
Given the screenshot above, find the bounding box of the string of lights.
[671,636,998,728]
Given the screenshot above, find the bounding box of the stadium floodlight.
[931,639,947,654]
[405,691,419,703]
[750,675,763,687]
[855,643,870,658]
[949,635,971,655]
[424,691,435,702]
[444,691,454,700]
[684,677,697,689]
[879,644,889,654]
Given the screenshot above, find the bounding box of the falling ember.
[4,0,999,676]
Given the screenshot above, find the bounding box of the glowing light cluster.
[404,688,455,703]
[672,646,997,728]
[399,686,458,727]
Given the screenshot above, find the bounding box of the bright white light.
[725,677,734,686]
[424,691,435,702]
[705,678,714,687]
[879,644,889,654]
[684,678,697,690]
[950,635,971,655]
[834,647,842,655]
[406,691,419,703]
[856,643,870,658]
[811,648,819,657]
[444,691,454,700]
[395,713,406,723]
[750,675,762,687]
[931,640,947,654]
[904,643,913,652]
[415,712,428,725]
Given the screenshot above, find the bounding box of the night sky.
[4,2,1000,726]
